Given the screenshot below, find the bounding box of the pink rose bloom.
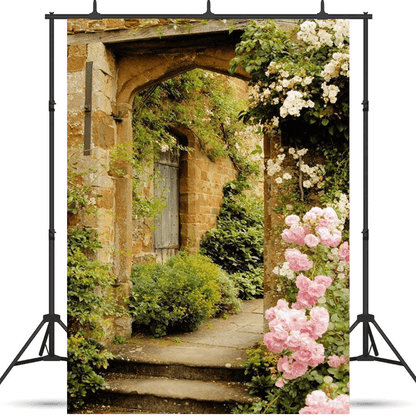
[317,227,342,247]
[303,207,323,222]
[277,356,291,373]
[293,292,318,309]
[328,355,342,368]
[275,378,285,388]
[310,307,330,323]
[308,281,327,298]
[319,207,339,227]
[276,299,290,310]
[292,348,313,364]
[339,241,350,264]
[314,275,333,288]
[305,390,328,407]
[282,225,306,245]
[285,249,313,272]
[296,274,311,291]
[285,214,300,226]
[265,307,277,322]
[272,326,289,343]
[305,234,320,247]
[328,394,350,414]
[264,332,285,354]
[340,355,349,365]
[286,361,308,379]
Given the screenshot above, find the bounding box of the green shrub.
[67,227,123,411]
[129,252,241,337]
[231,267,264,300]
[200,180,264,299]
[67,334,114,410]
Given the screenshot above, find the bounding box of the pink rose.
[282,225,306,245]
[285,214,300,226]
[314,275,332,288]
[275,378,285,388]
[292,348,313,364]
[328,355,342,368]
[265,307,277,322]
[285,249,313,272]
[308,281,327,298]
[296,274,311,291]
[303,207,323,222]
[339,241,350,264]
[263,332,285,354]
[310,307,330,323]
[304,234,320,247]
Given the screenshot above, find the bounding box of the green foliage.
[200,180,264,299]
[230,267,264,300]
[67,228,120,338]
[67,155,125,411]
[129,252,241,337]
[133,69,261,184]
[67,334,113,410]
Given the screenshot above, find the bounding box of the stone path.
[87,299,264,414]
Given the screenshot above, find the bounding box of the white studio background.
[0,1,414,415]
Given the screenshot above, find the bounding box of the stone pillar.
[263,130,286,331]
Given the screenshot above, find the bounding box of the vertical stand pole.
[350,16,416,383]
[0,14,67,387]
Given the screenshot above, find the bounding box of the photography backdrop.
[0,1,415,415]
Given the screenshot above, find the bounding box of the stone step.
[106,344,248,382]
[96,376,255,414]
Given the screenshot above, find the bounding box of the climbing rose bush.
[264,206,350,413]
[300,390,349,414]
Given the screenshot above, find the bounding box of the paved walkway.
[109,298,264,371]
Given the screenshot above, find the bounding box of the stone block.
[67,71,85,94]
[68,56,87,72]
[92,111,116,149]
[93,91,113,115]
[68,44,88,57]
[67,93,85,112]
[88,42,114,75]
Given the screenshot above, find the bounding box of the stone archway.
[67,18,295,337]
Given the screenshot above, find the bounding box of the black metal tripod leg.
[39,323,51,356]
[349,319,360,333]
[371,319,416,383]
[0,319,47,385]
[367,324,379,356]
[57,318,67,332]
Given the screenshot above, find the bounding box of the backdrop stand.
[2,0,414,388]
[349,17,416,383]
[0,16,67,386]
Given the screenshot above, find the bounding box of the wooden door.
[154,150,180,263]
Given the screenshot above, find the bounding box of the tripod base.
[0,313,67,385]
[350,314,416,383]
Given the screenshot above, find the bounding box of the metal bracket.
[362,100,369,112]
[111,112,123,122]
[362,229,369,240]
[84,61,93,156]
